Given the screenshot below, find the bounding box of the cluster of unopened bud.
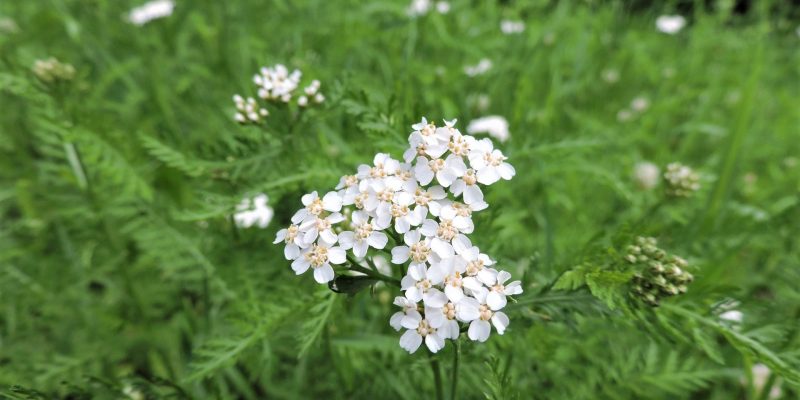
[663,162,700,198]
[233,95,269,124]
[626,237,693,306]
[32,57,76,83]
[297,80,324,107]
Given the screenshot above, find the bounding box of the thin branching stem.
[429,354,444,400]
[450,339,460,400]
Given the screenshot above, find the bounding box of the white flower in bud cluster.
[663,162,700,198]
[128,0,174,26]
[276,117,520,353]
[656,15,686,35]
[500,20,525,35]
[232,95,268,124]
[634,162,660,190]
[234,194,274,229]
[464,59,493,77]
[32,58,76,83]
[467,116,510,143]
[407,0,450,17]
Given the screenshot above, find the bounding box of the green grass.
[1,0,799,399]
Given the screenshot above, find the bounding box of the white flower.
[233,95,268,124]
[466,288,510,342]
[399,311,445,353]
[500,20,525,35]
[233,193,274,229]
[358,153,401,181]
[291,242,347,284]
[484,270,523,310]
[464,58,492,77]
[452,235,496,284]
[128,0,174,26]
[425,302,461,340]
[400,263,448,307]
[467,115,510,143]
[338,211,389,257]
[414,155,466,188]
[435,1,450,14]
[291,191,342,224]
[420,206,473,258]
[449,169,484,204]
[390,296,419,331]
[299,211,345,245]
[391,229,435,268]
[656,15,686,34]
[467,138,515,185]
[719,310,743,323]
[274,224,307,260]
[634,162,660,190]
[631,96,649,112]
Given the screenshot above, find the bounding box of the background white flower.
[656,15,686,34]
[233,193,274,229]
[467,116,510,143]
[128,0,174,26]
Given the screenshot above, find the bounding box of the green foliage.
[2,0,799,399]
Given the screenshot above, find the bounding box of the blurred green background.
[1,0,799,398]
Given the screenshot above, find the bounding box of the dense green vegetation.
[1,0,798,398]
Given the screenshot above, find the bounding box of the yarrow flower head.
[626,237,693,306]
[231,64,324,124]
[467,115,510,143]
[32,57,76,83]
[276,117,520,353]
[234,193,274,229]
[663,162,700,198]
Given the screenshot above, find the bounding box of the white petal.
[445,284,465,303]
[505,281,524,295]
[456,299,480,322]
[423,289,448,308]
[408,263,427,281]
[319,229,338,245]
[492,312,510,335]
[420,220,438,237]
[301,191,317,206]
[477,167,501,185]
[284,244,300,260]
[404,230,421,245]
[401,311,422,329]
[463,185,484,205]
[425,307,446,328]
[338,231,356,250]
[468,320,491,342]
[497,271,512,285]
[441,320,460,340]
[400,330,423,353]
[274,229,287,244]
[291,209,309,224]
[462,277,484,292]
[313,264,335,283]
[291,258,310,274]
[452,235,472,256]
[390,312,405,331]
[395,217,411,234]
[431,238,454,259]
[425,334,445,353]
[406,286,423,302]
[327,247,346,264]
[436,169,457,187]
[391,246,411,264]
[498,163,515,180]
[353,241,368,258]
[368,232,388,249]
[487,291,507,311]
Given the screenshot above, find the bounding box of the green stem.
[429,355,443,400]
[346,260,401,287]
[450,339,460,400]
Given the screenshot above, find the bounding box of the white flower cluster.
[232,64,323,124]
[500,20,525,35]
[464,58,493,77]
[275,118,521,353]
[407,0,450,17]
[234,193,274,229]
[656,15,686,35]
[663,162,700,198]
